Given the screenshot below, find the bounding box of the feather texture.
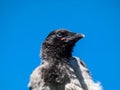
[28,57,102,90]
[28,29,102,90]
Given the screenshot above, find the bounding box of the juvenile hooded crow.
[28,29,102,90]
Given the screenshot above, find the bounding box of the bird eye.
[56,32,63,38]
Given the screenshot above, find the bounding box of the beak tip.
[78,33,85,38]
[81,33,85,38]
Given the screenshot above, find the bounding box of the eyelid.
[56,31,68,38]
[56,32,63,37]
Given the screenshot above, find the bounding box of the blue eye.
[56,32,63,38]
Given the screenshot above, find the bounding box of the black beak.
[65,33,85,43]
[73,33,85,40]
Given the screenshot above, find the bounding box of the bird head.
[41,29,85,59]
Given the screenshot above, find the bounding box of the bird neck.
[41,43,73,61]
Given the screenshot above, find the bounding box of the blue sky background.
[0,0,120,90]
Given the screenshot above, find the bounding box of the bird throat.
[41,43,74,60]
[41,43,73,84]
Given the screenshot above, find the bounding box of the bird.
[28,29,102,90]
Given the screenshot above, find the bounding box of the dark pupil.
[57,32,63,37]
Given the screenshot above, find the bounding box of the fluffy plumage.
[28,29,102,90]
